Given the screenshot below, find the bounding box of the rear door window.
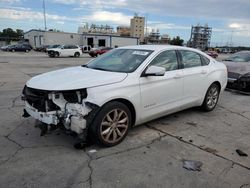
[179,50,202,68]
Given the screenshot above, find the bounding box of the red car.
[206,51,218,58]
[89,47,113,57]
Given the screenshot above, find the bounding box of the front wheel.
[90,102,131,147]
[202,83,220,111]
[54,52,59,57]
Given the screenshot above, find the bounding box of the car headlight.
[239,72,250,82]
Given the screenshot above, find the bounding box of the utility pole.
[43,0,47,31]
[145,13,148,44]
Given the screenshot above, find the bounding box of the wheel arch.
[104,98,136,126]
[211,81,221,93]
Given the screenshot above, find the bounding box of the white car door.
[179,50,210,107]
[139,50,183,122]
[59,45,67,57]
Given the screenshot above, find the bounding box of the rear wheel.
[90,102,131,147]
[202,83,220,111]
[74,52,80,58]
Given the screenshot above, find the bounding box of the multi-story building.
[188,24,212,51]
[130,14,145,42]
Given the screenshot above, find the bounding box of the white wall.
[24,30,139,48]
[24,30,45,48]
[111,36,138,48]
[24,30,82,48]
[44,32,82,46]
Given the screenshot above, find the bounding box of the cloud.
[0,8,132,28]
[56,21,65,24]
[52,0,77,5]
[227,21,250,37]
[0,8,74,21]
[53,0,250,21]
[1,0,20,4]
[148,21,190,31]
[82,11,132,25]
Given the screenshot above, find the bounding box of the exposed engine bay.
[22,86,98,136]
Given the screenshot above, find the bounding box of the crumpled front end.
[227,72,250,92]
[22,86,97,134]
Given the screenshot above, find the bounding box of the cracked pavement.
[0,51,250,188]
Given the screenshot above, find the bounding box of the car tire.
[202,83,220,111]
[12,49,15,52]
[25,49,29,52]
[74,52,80,58]
[90,101,131,147]
[55,52,59,57]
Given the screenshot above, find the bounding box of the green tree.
[170,36,184,46]
[0,28,24,39]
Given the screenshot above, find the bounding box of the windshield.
[86,49,153,73]
[224,52,250,62]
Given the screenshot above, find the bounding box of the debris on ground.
[203,147,218,154]
[186,121,197,126]
[88,149,97,154]
[236,149,248,157]
[74,142,87,149]
[182,160,203,171]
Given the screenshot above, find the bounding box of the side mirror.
[143,66,165,77]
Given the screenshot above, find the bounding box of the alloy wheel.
[206,86,219,109]
[100,109,129,144]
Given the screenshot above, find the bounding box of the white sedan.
[22,45,227,146]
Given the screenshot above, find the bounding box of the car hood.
[26,66,128,91]
[222,61,250,75]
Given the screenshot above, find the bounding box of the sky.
[0,0,250,46]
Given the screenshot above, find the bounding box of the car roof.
[119,45,202,53]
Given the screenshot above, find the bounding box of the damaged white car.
[22,45,227,146]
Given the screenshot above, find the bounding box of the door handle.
[201,70,207,74]
[174,74,182,79]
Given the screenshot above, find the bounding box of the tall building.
[130,14,145,42]
[187,24,212,51]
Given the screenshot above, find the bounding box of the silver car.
[223,51,250,92]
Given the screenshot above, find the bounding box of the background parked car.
[1,45,11,51]
[79,45,92,53]
[7,44,32,52]
[206,51,218,58]
[89,47,113,57]
[34,45,49,52]
[46,44,61,52]
[222,51,250,92]
[47,44,82,58]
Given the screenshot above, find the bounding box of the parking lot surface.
[0,51,250,188]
